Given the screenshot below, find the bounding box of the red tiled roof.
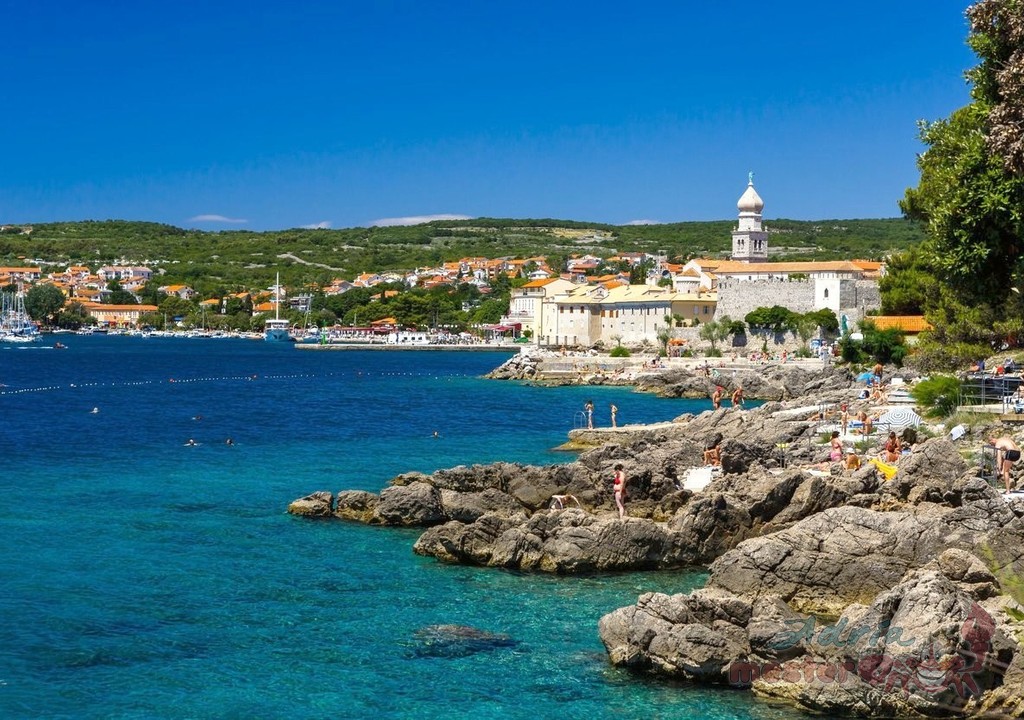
[867,316,933,333]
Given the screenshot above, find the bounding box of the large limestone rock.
[287,491,334,517]
[333,490,378,523]
[707,485,1024,616]
[601,561,1024,717]
[598,587,756,680]
[753,571,1015,718]
[414,509,689,572]
[376,482,445,526]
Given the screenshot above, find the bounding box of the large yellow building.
[81,302,159,328]
[539,284,716,348]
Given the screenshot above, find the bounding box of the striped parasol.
[879,407,922,431]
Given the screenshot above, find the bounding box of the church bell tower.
[731,173,768,263]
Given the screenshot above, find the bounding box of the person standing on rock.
[585,400,594,429]
[712,385,723,410]
[610,403,618,428]
[731,386,744,409]
[612,464,627,519]
[991,435,1021,493]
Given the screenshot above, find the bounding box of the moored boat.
[0,291,39,343]
[264,272,293,342]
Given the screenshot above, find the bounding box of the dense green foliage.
[893,0,1024,366]
[839,320,908,367]
[911,375,963,418]
[24,283,65,324]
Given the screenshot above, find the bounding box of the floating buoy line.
[0,370,475,396]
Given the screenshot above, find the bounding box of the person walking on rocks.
[612,464,627,519]
[584,400,594,429]
[712,385,723,410]
[731,386,744,409]
[610,403,618,428]
[992,435,1021,493]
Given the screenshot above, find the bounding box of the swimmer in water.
[186,438,197,447]
[90,407,99,414]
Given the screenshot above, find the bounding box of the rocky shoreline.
[289,359,1024,717]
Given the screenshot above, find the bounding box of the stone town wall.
[840,281,881,322]
[715,278,880,326]
[663,277,884,355]
[714,279,817,321]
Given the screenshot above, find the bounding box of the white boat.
[0,291,39,343]
[264,273,292,342]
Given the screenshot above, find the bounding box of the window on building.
[703,306,709,314]
[824,288,829,299]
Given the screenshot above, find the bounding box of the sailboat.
[0,291,39,343]
[264,273,292,342]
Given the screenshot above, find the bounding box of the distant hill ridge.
[0,217,923,290]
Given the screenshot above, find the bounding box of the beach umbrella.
[879,407,922,431]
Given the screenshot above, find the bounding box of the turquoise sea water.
[0,338,795,720]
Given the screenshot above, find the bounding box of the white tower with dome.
[731,173,768,263]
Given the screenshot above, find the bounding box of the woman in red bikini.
[613,464,627,519]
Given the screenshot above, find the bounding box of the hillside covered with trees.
[0,216,924,295]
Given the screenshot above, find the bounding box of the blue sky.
[2,1,977,230]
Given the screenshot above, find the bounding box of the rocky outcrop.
[288,420,993,576]
[287,491,334,517]
[600,564,1024,718]
[751,571,1015,717]
[289,356,1024,717]
[486,351,540,380]
[413,510,687,572]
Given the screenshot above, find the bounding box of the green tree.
[137,281,166,306]
[55,301,94,330]
[24,283,66,325]
[744,306,797,334]
[105,280,138,305]
[878,246,939,316]
[898,0,1024,354]
[699,317,730,354]
[911,374,962,418]
[804,308,839,335]
[795,316,818,350]
[159,295,195,321]
[472,298,506,325]
[138,312,164,329]
[861,319,908,367]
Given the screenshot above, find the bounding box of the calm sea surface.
[0,337,794,719]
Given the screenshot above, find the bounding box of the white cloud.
[369,213,472,227]
[624,219,663,226]
[301,221,332,229]
[188,214,248,224]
